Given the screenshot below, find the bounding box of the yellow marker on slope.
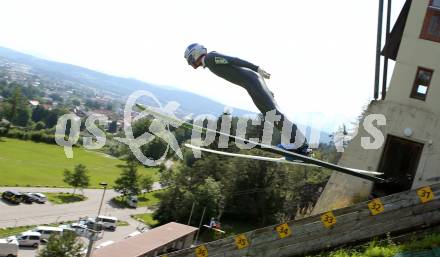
[275,223,292,238]
[234,234,249,249]
[368,198,385,215]
[417,186,434,203]
[195,245,208,257]
[321,211,337,228]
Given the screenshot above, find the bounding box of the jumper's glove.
[258,67,271,79]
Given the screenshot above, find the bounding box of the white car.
[28,193,47,204]
[10,231,41,248]
[90,216,118,231]
[59,223,88,237]
[32,226,63,240]
[0,237,18,257]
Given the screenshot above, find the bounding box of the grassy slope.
[308,233,440,257]
[0,138,158,188]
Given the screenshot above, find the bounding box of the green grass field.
[112,190,164,208]
[131,213,159,227]
[0,138,159,188]
[45,192,87,204]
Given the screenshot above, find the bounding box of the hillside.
[0,46,252,117]
[0,46,332,143]
[0,138,158,187]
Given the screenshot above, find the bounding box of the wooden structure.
[93,222,197,257]
[160,183,440,257]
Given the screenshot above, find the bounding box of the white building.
[313,0,440,213]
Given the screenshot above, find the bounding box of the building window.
[421,0,440,42]
[410,67,433,101]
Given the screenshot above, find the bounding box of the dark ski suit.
[203,51,307,149]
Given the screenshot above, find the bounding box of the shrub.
[6,128,57,145]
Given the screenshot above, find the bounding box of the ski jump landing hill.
[160,182,440,257]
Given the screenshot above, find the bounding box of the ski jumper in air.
[184,43,310,156]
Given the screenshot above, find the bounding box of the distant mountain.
[0,47,253,117]
[0,46,332,144]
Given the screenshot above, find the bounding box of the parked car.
[126,195,138,208]
[32,226,63,240]
[70,223,88,234]
[85,218,103,231]
[86,215,118,231]
[0,237,18,257]
[20,193,39,204]
[10,231,41,248]
[96,215,118,231]
[28,193,47,204]
[59,223,88,237]
[1,191,23,204]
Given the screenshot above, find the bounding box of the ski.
[185,143,320,168]
[185,144,383,176]
[202,225,226,234]
[135,103,385,183]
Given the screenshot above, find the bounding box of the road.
[1,185,162,257]
[0,184,161,228]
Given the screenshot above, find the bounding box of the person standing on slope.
[184,43,310,156]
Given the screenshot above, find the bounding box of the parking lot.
[1,185,160,257]
[17,217,148,257]
[0,185,160,227]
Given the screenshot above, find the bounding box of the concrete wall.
[312,100,440,214]
[143,232,196,257]
[182,232,196,249]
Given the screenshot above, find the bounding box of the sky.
[0,0,406,132]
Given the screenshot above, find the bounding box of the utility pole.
[194,206,206,244]
[85,182,108,257]
[374,0,385,100]
[382,0,392,100]
[187,202,196,225]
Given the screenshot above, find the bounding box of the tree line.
[0,83,121,144]
[121,114,337,229]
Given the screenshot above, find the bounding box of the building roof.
[41,104,53,110]
[381,0,412,60]
[28,100,40,106]
[92,222,198,257]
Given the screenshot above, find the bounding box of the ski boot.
[277,143,312,161]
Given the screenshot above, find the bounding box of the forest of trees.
[100,111,339,229]
[0,82,120,145]
[125,114,339,229]
[0,82,68,128]
[154,147,334,228]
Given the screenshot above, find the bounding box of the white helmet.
[184,43,207,66]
